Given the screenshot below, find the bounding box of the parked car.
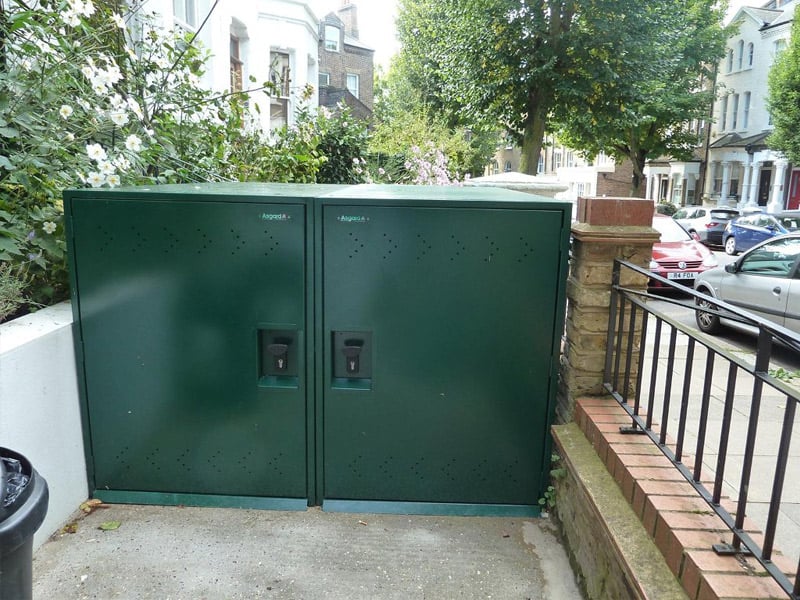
[673,206,739,247]
[694,233,800,335]
[777,210,800,231]
[650,214,718,289]
[722,213,791,255]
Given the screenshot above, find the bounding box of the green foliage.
[370,58,496,180]
[313,105,370,184]
[0,262,28,322]
[554,0,728,195]
[538,453,565,512]
[768,17,800,164]
[656,201,679,216]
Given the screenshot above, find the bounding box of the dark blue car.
[723,213,791,255]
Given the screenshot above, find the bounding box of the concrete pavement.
[32,504,583,600]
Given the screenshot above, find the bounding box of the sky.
[309,0,401,70]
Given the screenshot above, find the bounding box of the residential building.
[318,1,375,121]
[145,0,320,132]
[485,137,620,201]
[645,0,799,211]
[701,0,798,212]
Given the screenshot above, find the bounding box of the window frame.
[346,73,359,98]
[324,25,340,52]
[173,0,197,30]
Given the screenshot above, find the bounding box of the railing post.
[557,197,660,423]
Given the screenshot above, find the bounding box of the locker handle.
[341,341,363,374]
[267,343,289,372]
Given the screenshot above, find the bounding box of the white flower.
[81,0,95,16]
[59,105,74,119]
[155,56,170,69]
[124,135,142,152]
[114,155,131,172]
[111,12,125,28]
[110,111,129,126]
[87,172,105,187]
[42,221,57,234]
[60,9,81,27]
[65,132,75,142]
[86,143,107,162]
[98,161,116,175]
[127,98,144,120]
[91,80,107,96]
[106,174,121,187]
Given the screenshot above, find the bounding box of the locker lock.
[267,342,290,372]
[341,340,363,375]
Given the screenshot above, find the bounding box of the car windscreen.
[710,210,738,220]
[652,217,691,242]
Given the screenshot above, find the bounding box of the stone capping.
[571,221,661,245]
[566,396,793,600]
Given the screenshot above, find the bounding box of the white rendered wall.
[0,302,88,550]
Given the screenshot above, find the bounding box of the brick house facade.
[318,2,374,120]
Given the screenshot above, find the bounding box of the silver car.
[673,206,739,247]
[694,233,800,335]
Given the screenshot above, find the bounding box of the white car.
[694,233,800,335]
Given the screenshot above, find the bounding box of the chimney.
[337,0,359,39]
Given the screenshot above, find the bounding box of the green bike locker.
[65,184,335,509]
[65,183,570,514]
[317,186,569,514]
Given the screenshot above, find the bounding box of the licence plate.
[667,272,695,280]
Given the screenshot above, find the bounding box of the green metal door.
[320,204,566,511]
[70,197,309,507]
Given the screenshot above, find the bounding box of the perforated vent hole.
[449,234,466,262]
[440,457,459,482]
[483,235,500,263]
[237,450,257,476]
[176,449,191,471]
[347,231,364,260]
[145,448,162,472]
[517,237,533,263]
[226,228,247,256]
[415,234,433,261]
[162,226,181,255]
[262,229,280,256]
[95,224,114,253]
[381,233,398,261]
[113,446,132,473]
[196,228,214,254]
[207,449,223,474]
[348,455,364,479]
[378,456,395,479]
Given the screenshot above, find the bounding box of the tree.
[397,0,646,175]
[370,53,496,180]
[768,17,800,165]
[555,0,728,196]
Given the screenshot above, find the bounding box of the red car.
[650,214,718,288]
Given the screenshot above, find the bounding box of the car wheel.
[724,236,737,255]
[695,294,722,334]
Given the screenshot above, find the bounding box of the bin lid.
[0,448,33,522]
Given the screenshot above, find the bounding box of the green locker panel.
[320,201,566,509]
[68,192,310,505]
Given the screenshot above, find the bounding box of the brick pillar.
[557,197,660,424]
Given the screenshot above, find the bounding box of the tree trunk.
[628,150,648,198]
[519,113,546,176]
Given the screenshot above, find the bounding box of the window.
[775,39,787,56]
[565,151,575,168]
[726,48,733,72]
[319,72,330,87]
[737,40,744,70]
[720,96,728,130]
[491,160,499,175]
[553,150,562,170]
[173,0,197,29]
[748,43,754,67]
[270,51,290,98]
[743,92,751,129]
[504,160,512,172]
[740,237,800,277]
[346,73,359,98]
[230,36,243,93]
[731,94,739,130]
[537,153,544,174]
[324,25,340,52]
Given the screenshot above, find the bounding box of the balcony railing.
[604,259,800,600]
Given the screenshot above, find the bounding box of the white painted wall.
[0,303,88,550]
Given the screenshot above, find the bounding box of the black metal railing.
[604,259,800,599]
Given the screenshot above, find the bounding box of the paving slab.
[33,504,583,600]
